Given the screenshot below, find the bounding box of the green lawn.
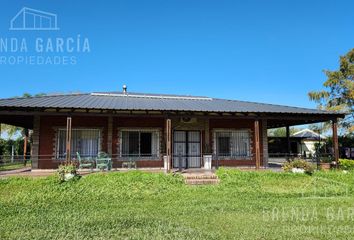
[0,163,26,172]
[0,169,354,239]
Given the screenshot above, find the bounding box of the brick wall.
[36,115,265,169]
[38,116,108,169]
[209,119,265,167]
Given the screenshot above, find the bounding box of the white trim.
[118,128,161,160]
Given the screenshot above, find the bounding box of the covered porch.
[0,111,343,171]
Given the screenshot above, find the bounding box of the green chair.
[77,152,94,171]
[96,152,112,171]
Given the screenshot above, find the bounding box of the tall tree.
[268,127,301,137]
[309,48,354,134]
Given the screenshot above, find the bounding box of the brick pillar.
[261,119,268,167]
[31,115,40,169]
[107,116,113,156]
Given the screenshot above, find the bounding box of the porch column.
[166,118,172,171]
[23,129,28,166]
[31,116,40,169]
[65,117,72,162]
[204,119,210,150]
[286,125,291,156]
[107,116,113,156]
[332,119,339,164]
[254,120,261,170]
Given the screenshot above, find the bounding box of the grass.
[0,169,354,239]
[0,162,26,172]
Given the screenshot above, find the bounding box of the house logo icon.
[10,7,59,31]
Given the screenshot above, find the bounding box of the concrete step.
[183,174,218,180]
[185,178,220,185]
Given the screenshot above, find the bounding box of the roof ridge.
[90,92,213,100]
[1,92,89,100]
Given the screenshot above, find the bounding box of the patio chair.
[76,152,94,171]
[96,152,112,171]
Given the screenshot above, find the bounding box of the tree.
[308,48,354,134]
[0,93,45,165]
[0,93,46,138]
[268,127,301,137]
[0,124,22,139]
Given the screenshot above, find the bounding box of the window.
[57,129,101,159]
[214,130,251,159]
[120,130,159,159]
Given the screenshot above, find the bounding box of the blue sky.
[0,0,353,109]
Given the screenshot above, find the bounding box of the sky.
[0,0,353,109]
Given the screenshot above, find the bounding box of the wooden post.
[286,126,291,156]
[0,124,1,163]
[31,116,40,169]
[332,119,339,164]
[254,120,261,170]
[107,116,113,156]
[166,119,172,171]
[65,117,72,162]
[23,130,28,166]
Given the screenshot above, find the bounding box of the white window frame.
[56,128,102,160]
[118,128,161,160]
[213,129,252,160]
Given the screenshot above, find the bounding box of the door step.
[183,174,220,185]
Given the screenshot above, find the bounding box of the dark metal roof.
[0,92,344,116]
[292,129,326,139]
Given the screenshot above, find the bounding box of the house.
[0,86,344,170]
[268,128,326,158]
[292,128,326,157]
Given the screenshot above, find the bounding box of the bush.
[320,156,333,163]
[282,159,316,175]
[339,159,354,171]
[57,161,78,182]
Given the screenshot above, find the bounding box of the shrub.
[339,159,354,171]
[57,161,78,182]
[320,156,333,163]
[282,159,316,175]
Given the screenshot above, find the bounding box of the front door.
[173,131,201,168]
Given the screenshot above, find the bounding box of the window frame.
[118,128,161,160]
[213,129,252,160]
[55,128,102,160]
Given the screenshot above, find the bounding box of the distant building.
[292,129,326,156]
[268,129,326,158]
